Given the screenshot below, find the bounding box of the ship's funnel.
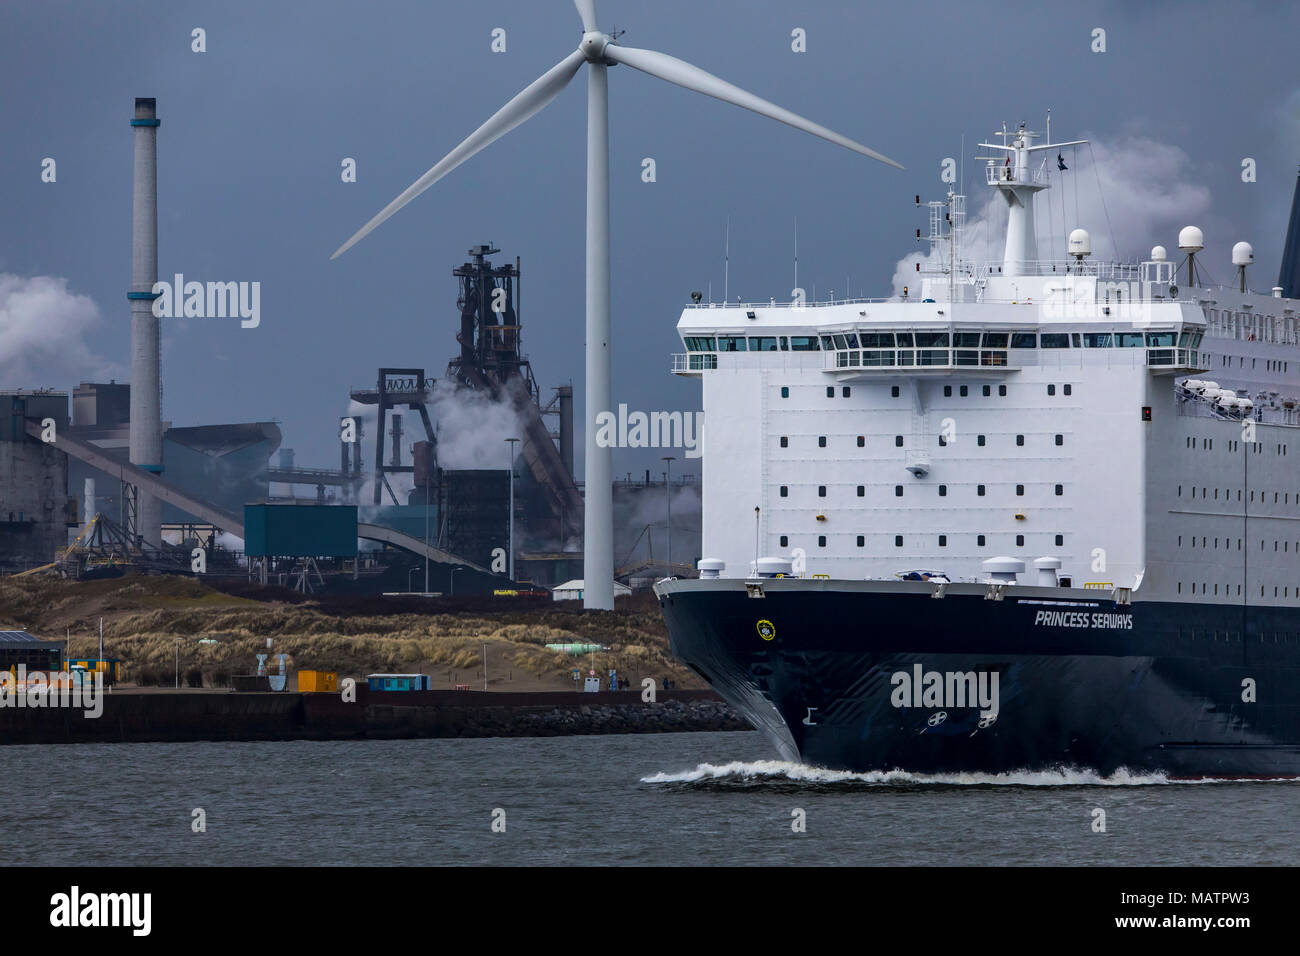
[128,97,162,547]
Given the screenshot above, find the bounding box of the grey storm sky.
[3,0,1299,480]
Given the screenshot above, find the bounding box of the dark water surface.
[3,732,1297,865]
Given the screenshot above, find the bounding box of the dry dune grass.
[0,575,696,690]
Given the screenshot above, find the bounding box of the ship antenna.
[724,216,730,303]
[793,216,799,295]
[754,506,761,568]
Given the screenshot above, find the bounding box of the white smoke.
[427,379,530,470]
[889,136,1216,297]
[0,274,118,386]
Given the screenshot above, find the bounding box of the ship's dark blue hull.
[655,580,1300,776]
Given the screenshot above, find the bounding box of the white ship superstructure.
[673,121,1300,610]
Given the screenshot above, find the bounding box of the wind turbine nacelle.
[1178,226,1204,254]
[581,31,611,61]
[1232,241,1254,267]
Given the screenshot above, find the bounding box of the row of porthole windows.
[1180,536,1300,553]
[779,533,1068,548]
[1177,582,1300,600]
[779,382,1061,400]
[1187,436,1288,456]
[781,434,1066,449]
[1179,486,1300,503]
[779,483,1065,497]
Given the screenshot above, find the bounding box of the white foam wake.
[641,760,1297,787]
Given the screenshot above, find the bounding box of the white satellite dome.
[1068,228,1091,258]
[1232,241,1255,266]
[1178,226,1205,253]
[1150,245,1168,261]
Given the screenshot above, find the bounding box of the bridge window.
[718,335,747,351]
[1011,332,1037,348]
[684,336,716,351]
[1117,332,1145,348]
[1083,333,1113,348]
[749,336,779,351]
[1040,333,1069,348]
[789,336,819,351]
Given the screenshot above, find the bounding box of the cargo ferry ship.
[655,120,1300,775]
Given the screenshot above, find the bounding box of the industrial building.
[0,96,699,592]
[0,631,66,672]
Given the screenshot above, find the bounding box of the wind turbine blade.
[574,0,597,32]
[604,44,903,170]
[332,48,587,259]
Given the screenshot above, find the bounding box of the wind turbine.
[332,0,902,610]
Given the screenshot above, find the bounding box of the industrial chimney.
[128,97,162,547]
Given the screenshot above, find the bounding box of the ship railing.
[1145,347,1205,369]
[671,352,718,373]
[985,165,1049,187]
[683,297,893,310]
[823,348,1013,370]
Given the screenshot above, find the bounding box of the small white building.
[552,579,632,602]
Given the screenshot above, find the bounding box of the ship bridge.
[673,297,1209,379]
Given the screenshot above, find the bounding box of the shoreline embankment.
[0,687,753,745]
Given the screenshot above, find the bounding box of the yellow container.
[298,670,338,693]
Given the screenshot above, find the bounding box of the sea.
[3,732,1297,866]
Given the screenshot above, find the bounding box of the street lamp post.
[423,459,431,595]
[505,438,519,581]
[408,566,419,592]
[662,456,676,575]
[174,638,180,689]
[450,565,464,596]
